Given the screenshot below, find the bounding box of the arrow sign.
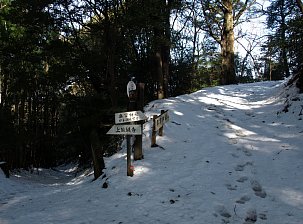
[107,124,142,135]
[115,111,147,124]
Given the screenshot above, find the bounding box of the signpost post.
[126,78,137,176]
[106,117,144,176]
[134,83,145,160]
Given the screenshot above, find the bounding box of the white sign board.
[107,124,142,135]
[155,111,169,131]
[127,81,136,97]
[115,111,147,124]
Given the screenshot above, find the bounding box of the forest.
[0,0,303,172]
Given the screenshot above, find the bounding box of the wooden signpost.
[107,79,146,176]
[151,110,169,147]
[107,111,146,176]
[107,79,170,176]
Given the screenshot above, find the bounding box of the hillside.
[1,80,303,224]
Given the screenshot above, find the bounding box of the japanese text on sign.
[107,124,142,135]
[115,111,147,124]
[155,111,169,131]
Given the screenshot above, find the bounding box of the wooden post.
[126,83,137,177]
[158,110,164,136]
[151,110,169,147]
[151,115,157,147]
[134,83,144,160]
[126,135,133,176]
[137,83,145,111]
[134,127,143,160]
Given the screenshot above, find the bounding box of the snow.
[1,80,303,224]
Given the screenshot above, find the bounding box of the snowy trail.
[185,82,303,223]
[1,81,303,224]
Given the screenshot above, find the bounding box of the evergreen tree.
[264,0,303,80]
[200,0,258,85]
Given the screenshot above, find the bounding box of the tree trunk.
[296,0,303,14]
[221,0,236,85]
[0,69,8,108]
[153,0,171,99]
[162,0,171,98]
[280,0,291,78]
[90,129,105,180]
[296,68,303,93]
[162,38,170,99]
[154,36,165,99]
[104,1,117,108]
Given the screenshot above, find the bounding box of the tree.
[143,0,173,99]
[264,0,302,80]
[266,0,293,78]
[201,0,258,85]
[294,0,303,92]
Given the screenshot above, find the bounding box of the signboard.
[155,111,169,131]
[115,111,147,124]
[107,124,142,135]
[127,81,136,98]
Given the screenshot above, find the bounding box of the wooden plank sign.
[154,110,169,131]
[107,124,142,135]
[115,111,147,124]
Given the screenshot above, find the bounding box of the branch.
[236,34,266,77]
[235,0,257,24]
[172,5,193,36]
[215,0,226,11]
[201,1,221,45]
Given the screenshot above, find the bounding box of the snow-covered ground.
[1,80,303,224]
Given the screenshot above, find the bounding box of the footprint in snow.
[234,162,253,172]
[251,180,267,198]
[214,205,231,218]
[258,213,267,220]
[236,195,251,204]
[231,153,240,158]
[242,149,252,157]
[235,130,247,137]
[245,111,255,117]
[229,138,238,144]
[225,183,237,191]
[244,208,257,223]
[237,176,249,183]
[235,164,245,171]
